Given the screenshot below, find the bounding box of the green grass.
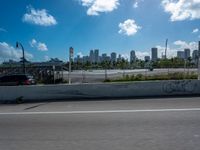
[104,72,198,83]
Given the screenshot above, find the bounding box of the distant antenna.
[165,39,168,59]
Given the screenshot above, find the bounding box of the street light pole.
[16,42,26,74]
[69,47,74,84]
[198,41,200,80]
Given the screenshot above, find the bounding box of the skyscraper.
[177,51,185,59]
[151,48,158,61]
[130,50,136,63]
[111,52,117,62]
[94,49,99,63]
[89,50,94,63]
[184,48,190,59]
[144,56,150,62]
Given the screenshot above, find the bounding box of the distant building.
[177,51,185,59]
[102,53,107,62]
[94,49,99,63]
[130,50,136,63]
[184,48,190,59]
[192,50,198,65]
[151,48,158,61]
[117,54,122,62]
[89,50,94,63]
[199,41,200,55]
[83,56,89,63]
[144,56,150,62]
[111,52,117,62]
[192,50,198,60]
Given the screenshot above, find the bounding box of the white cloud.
[30,39,48,51]
[80,0,119,15]
[118,19,141,36]
[77,52,84,57]
[0,28,7,32]
[0,42,33,61]
[37,42,48,51]
[174,40,198,50]
[162,0,200,21]
[44,55,50,61]
[135,51,150,60]
[23,6,57,26]
[192,28,199,33]
[154,40,198,59]
[133,0,143,8]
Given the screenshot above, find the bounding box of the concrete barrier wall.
[0,80,200,102]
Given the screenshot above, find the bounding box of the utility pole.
[69,47,74,84]
[198,41,200,80]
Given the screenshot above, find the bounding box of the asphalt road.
[0,97,200,150]
[62,68,197,83]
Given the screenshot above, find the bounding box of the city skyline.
[0,0,200,62]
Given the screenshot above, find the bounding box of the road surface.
[61,68,197,83]
[0,97,200,150]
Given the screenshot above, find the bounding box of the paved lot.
[0,97,200,150]
[62,68,197,83]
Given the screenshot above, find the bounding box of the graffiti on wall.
[162,80,197,94]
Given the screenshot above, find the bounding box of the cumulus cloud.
[0,42,33,62]
[155,40,198,59]
[118,19,141,36]
[23,6,57,26]
[192,28,199,33]
[77,52,84,57]
[30,39,48,51]
[44,55,50,61]
[162,0,200,21]
[133,0,143,8]
[135,51,150,60]
[79,0,119,15]
[174,40,198,50]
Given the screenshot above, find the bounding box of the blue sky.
[0,0,200,62]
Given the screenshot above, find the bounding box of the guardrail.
[0,80,200,103]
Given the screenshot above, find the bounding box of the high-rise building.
[184,48,190,59]
[192,50,198,65]
[117,54,122,62]
[130,50,136,63]
[151,48,158,61]
[83,56,89,63]
[94,49,99,63]
[144,56,150,62]
[192,50,198,60]
[102,53,107,62]
[111,52,117,62]
[89,50,94,63]
[177,51,185,59]
[199,41,200,55]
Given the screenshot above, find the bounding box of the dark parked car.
[0,74,36,86]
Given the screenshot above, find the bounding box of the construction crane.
[165,39,168,59]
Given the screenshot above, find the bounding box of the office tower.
[151,48,158,61]
[184,48,190,59]
[144,56,150,62]
[117,54,122,62]
[130,50,136,63]
[192,50,198,60]
[94,49,99,63]
[89,50,94,63]
[102,53,107,62]
[111,52,117,62]
[177,51,185,59]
